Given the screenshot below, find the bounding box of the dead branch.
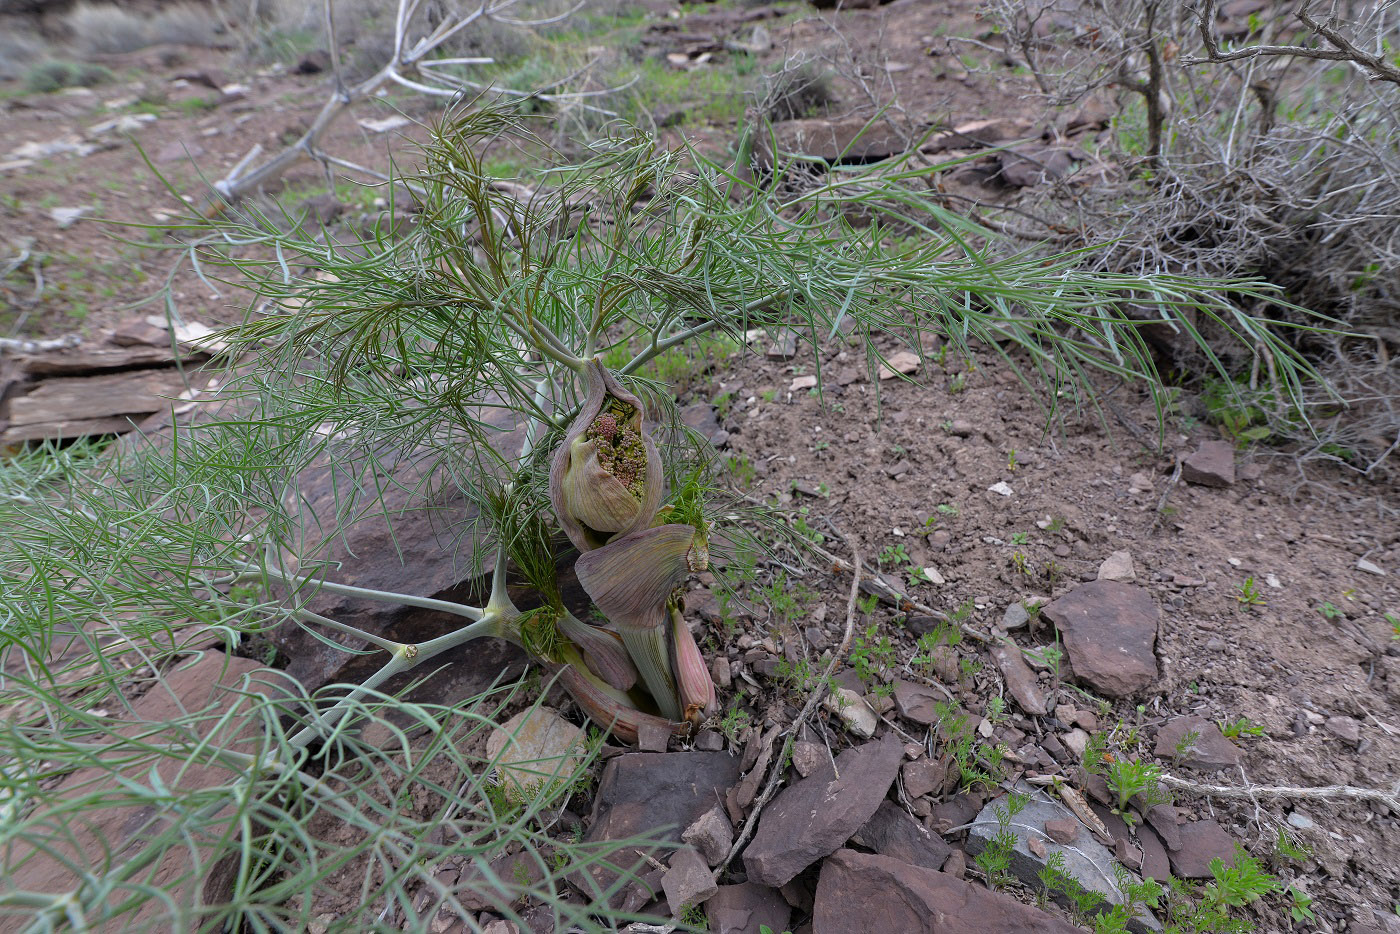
[1160,772,1400,815]
[715,533,863,877]
[1182,0,1400,85]
[210,0,615,208]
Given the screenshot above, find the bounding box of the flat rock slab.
[578,751,741,902]
[966,787,1159,933]
[1169,820,1239,879]
[744,733,904,887]
[1181,440,1235,487]
[1042,581,1159,697]
[893,679,940,724]
[2,368,190,443]
[0,652,280,930]
[270,411,530,692]
[850,800,952,871]
[705,882,791,934]
[814,849,1083,934]
[1154,716,1242,771]
[485,707,586,802]
[991,643,1048,715]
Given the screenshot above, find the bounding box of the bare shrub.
[0,30,44,81]
[66,2,153,56]
[760,55,838,122]
[150,3,223,47]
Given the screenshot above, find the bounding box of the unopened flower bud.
[550,360,661,552]
[669,604,716,728]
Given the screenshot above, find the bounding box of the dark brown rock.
[293,49,331,74]
[930,794,981,835]
[850,801,953,871]
[268,412,530,693]
[1041,581,1159,697]
[901,758,947,799]
[1154,716,1242,771]
[680,402,729,448]
[1169,820,1238,879]
[991,643,1048,715]
[1181,440,1235,488]
[1,653,276,929]
[705,882,791,934]
[577,752,741,903]
[662,846,717,915]
[744,734,904,887]
[1143,804,1182,851]
[997,145,1074,188]
[758,115,919,167]
[813,849,1082,934]
[893,679,939,724]
[1138,825,1172,882]
[1043,818,1078,844]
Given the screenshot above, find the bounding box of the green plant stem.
[238,561,486,622]
[286,610,513,750]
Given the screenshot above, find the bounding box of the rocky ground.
[1,0,1397,933]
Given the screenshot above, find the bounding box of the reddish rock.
[893,679,940,724]
[1041,581,1159,697]
[577,752,741,903]
[901,758,947,799]
[744,734,904,887]
[682,805,734,867]
[991,643,1048,715]
[850,801,953,872]
[1154,716,1242,771]
[1043,818,1078,844]
[1169,820,1239,879]
[1181,440,1235,488]
[705,882,791,934]
[813,849,1082,934]
[1138,825,1172,883]
[1,652,274,929]
[662,846,718,915]
[1142,804,1183,851]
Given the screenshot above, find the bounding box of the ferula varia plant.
[0,104,1330,930]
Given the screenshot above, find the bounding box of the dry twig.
[1160,772,1400,815]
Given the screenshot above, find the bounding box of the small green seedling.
[1236,577,1266,606]
[1218,717,1264,740]
[1317,601,1343,620]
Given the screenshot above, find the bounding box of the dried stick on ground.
[1182,0,1400,85]
[1161,772,1400,815]
[714,533,864,878]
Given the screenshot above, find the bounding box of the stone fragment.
[1001,602,1031,630]
[680,402,729,448]
[1042,581,1159,697]
[1169,820,1238,879]
[790,374,818,392]
[577,752,741,903]
[997,144,1074,187]
[1153,716,1241,771]
[1325,716,1361,744]
[988,480,1014,496]
[358,114,412,134]
[1356,557,1386,576]
[481,921,519,934]
[662,846,718,915]
[1143,804,1182,851]
[486,707,586,801]
[49,206,91,228]
[682,805,734,867]
[766,330,799,360]
[693,730,724,752]
[1097,551,1136,582]
[1,653,276,927]
[744,734,903,887]
[823,687,877,738]
[991,643,1048,715]
[636,720,671,752]
[1138,825,1172,883]
[705,882,790,934]
[759,115,912,167]
[1181,440,1235,488]
[850,800,952,871]
[792,740,825,777]
[1043,818,1078,844]
[892,679,939,725]
[901,758,946,799]
[877,350,920,380]
[813,849,1082,934]
[267,414,529,693]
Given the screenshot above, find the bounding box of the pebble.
[1356,558,1385,576]
[1286,811,1316,831]
[987,481,1013,497]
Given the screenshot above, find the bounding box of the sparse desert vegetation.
[0,1,1397,932]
